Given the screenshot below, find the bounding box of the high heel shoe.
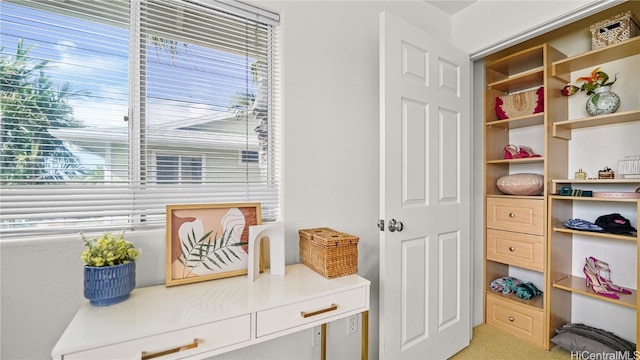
[583,260,619,299]
[518,145,541,158]
[587,256,632,294]
[504,144,521,159]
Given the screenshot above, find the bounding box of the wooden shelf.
[486,194,544,200]
[486,113,544,129]
[552,37,640,78]
[487,67,544,93]
[486,45,544,79]
[553,179,640,185]
[553,109,640,140]
[552,226,639,242]
[549,194,640,203]
[553,275,637,309]
[486,157,544,165]
[485,289,544,310]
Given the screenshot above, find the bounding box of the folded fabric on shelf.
[489,276,521,294]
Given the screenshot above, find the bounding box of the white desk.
[52,264,370,360]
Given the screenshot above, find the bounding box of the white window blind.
[0,0,280,238]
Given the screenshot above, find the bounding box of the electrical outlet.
[346,314,358,334]
[312,325,322,346]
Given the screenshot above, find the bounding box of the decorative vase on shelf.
[586,86,620,116]
[81,231,139,306]
[84,261,136,306]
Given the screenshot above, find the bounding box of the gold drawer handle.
[301,303,338,318]
[508,316,515,322]
[509,247,515,252]
[141,338,199,360]
[509,213,515,218]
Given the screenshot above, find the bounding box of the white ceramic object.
[248,223,285,281]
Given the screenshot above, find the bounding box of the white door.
[379,11,471,360]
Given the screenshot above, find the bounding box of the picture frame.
[165,202,262,287]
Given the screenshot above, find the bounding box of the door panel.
[380,11,471,360]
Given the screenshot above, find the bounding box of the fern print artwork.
[166,203,261,286]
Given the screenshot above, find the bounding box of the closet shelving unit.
[483,43,567,349]
[546,35,640,350]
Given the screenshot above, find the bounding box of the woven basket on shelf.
[298,228,358,279]
[590,11,640,50]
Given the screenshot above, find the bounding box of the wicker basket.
[590,11,640,50]
[299,228,358,279]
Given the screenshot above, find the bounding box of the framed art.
[165,202,262,286]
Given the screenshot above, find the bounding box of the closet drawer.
[486,197,544,235]
[63,314,250,360]
[486,293,543,347]
[486,229,544,271]
[256,287,367,337]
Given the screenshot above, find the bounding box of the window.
[155,154,202,184]
[241,150,259,164]
[0,0,280,237]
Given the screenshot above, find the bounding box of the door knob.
[388,219,404,232]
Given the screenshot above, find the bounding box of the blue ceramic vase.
[84,261,136,306]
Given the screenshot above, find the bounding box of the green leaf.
[206,256,223,269]
[176,221,248,274]
[229,241,248,247]
[591,94,600,108]
[213,250,226,265]
[227,248,241,260]
[212,232,219,250]
[220,248,232,262]
[201,261,215,271]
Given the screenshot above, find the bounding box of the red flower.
[561,85,580,96]
[561,67,617,96]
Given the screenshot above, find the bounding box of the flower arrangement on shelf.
[81,231,139,267]
[561,67,617,96]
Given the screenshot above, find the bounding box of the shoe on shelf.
[504,144,521,159]
[587,256,632,295]
[564,219,604,232]
[518,145,541,158]
[583,259,620,299]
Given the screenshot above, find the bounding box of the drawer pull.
[141,338,199,360]
[300,303,338,318]
[509,212,515,218]
[508,316,515,322]
[509,246,515,252]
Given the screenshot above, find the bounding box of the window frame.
[0,0,280,238]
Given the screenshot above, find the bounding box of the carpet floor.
[449,324,571,359]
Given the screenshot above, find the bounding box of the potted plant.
[81,231,139,306]
[561,67,620,116]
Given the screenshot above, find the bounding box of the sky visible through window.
[2,1,259,175]
[2,2,256,128]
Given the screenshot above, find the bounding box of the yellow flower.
[81,231,139,267]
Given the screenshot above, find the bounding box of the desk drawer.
[256,287,367,337]
[486,197,543,235]
[486,229,544,271]
[485,294,543,347]
[64,315,250,360]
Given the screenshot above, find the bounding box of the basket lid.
[299,227,359,246]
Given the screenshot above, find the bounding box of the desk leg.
[361,311,368,360]
[321,323,327,360]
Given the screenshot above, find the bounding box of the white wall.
[4,1,634,359]
[453,0,608,55]
[0,1,452,359]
